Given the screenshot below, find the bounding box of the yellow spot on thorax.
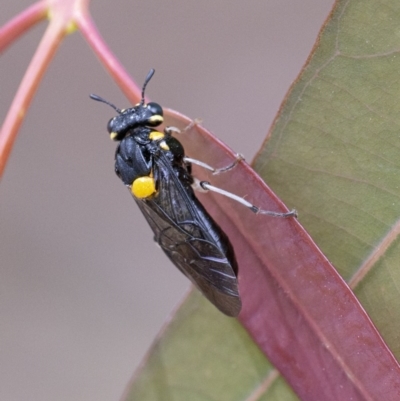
[149,131,164,141]
[131,176,156,199]
[149,131,170,150]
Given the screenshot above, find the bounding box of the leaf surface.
[122,1,400,399]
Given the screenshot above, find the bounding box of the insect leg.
[164,119,203,137]
[195,179,297,218]
[184,154,244,175]
[164,126,181,136]
[165,121,244,174]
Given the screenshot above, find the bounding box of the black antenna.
[90,94,122,114]
[140,69,155,105]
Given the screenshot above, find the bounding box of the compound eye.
[107,117,122,140]
[147,102,163,117]
[107,118,115,134]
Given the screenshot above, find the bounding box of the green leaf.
[123,291,298,401]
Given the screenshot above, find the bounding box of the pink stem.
[77,12,141,104]
[0,1,47,54]
[0,20,65,177]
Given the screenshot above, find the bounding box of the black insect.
[90,69,295,317]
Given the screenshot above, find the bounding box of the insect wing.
[135,155,241,316]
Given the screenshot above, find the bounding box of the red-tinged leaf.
[163,110,400,401]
